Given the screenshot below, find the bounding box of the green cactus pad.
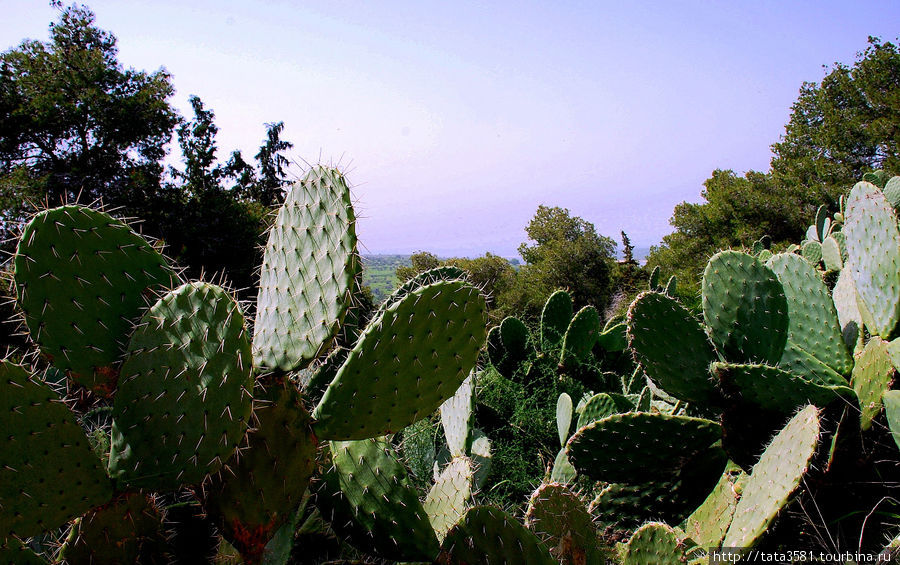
[565,412,721,483]
[313,280,487,440]
[556,392,573,446]
[575,392,632,429]
[441,373,474,457]
[499,316,530,362]
[851,337,895,430]
[715,362,854,413]
[559,306,600,366]
[815,205,830,241]
[541,290,573,351]
[683,464,746,548]
[550,447,577,484]
[13,205,176,392]
[425,456,474,542]
[778,343,850,388]
[802,240,823,264]
[437,506,556,565]
[205,380,318,563]
[62,492,167,565]
[300,345,348,406]
[0,537,48,565]
[702,250,788,364]
[628,291,719,404]
[108,282,253,490]
[863,170,890,188]
[470,428,493,490]
[833,269,862,350]
[883,175,900,208]
[386,266,468,310]
[525,483,601,565]
[822,236,843,271]
[649,265,661,290]
[723,405,821,550]
[253,166,360,372]
[843,181,900,337]
[884,390,900,453]
[317,438,439,561]
[621,522,685,565]
[0,362,112,538]
[597,321,628,352]
[767,253,852,378]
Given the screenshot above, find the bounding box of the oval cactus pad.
[13,205,176,392]
[253,166,359,372]
[313,280,487,440]
[109,282,253,490]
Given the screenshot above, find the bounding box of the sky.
[3,1,900,257]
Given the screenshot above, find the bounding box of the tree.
[173,95,222,196]
[0,4,177,241]
[252,121,294,206]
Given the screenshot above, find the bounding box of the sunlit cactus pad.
[13,205,176,392]
[317,438,439,561]
[425,456,474,542]
[723,405,820,550]
[525,482,601,565]
[541,289,573,350]
[566,412,721,483]
[702,250,788,364]
[620,522,685,565]
[313,280,487,439]
[851,337,895,430]
[714,362,854,413]
[437,506,555,565]
[108,282,253,490]
[253,166,359,371]
[0,361,112,539]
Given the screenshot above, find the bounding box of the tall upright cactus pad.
[559,306,600,366]
[702,250,788,364]
[317,439,440,561]
[851,337,895,430]
[61,492,167,565]
[470,429,493,490]
[205,380,318,564]
[833,269,863,350]
[525,483,601,565]
[436,506,556,565]
[13,205,176,392]
[714,362,854,414]
[766,253,852,378]
[620,522,686,565]
[499,316,530,362]
[1,362,112,538]
[627,291,718,404]
[440,374,474,457]
[565,413,721,483]
[843,181,900,337]
[884,390,900,453]
[425,456,474,542]
[313,280,487,440]
[683,465,746,548]
[556,392,573,447]
[253,166,359,371]
[723,405,821,550]
[541,290,573,351]
[108,282,253,490]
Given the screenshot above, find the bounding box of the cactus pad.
[843,181,900,337]
[723,405,820,550]
[884,390,900,453]
[313,280,487,440]
[565,412,721,483]
[559,306,600,366]
[702,250,788,364]
[1,361,112,538]
[556,392,573,447]
[576,392,632,429]
[541,290,573,350]
[683,465,746,548]
[833,269,863,350]
[13,205,176,392]
[714,362,853,413]
[425,456,474,542]
[441,373,475,457]
[621,522,685,565]
[525,483,600,565]
[108,282,253,490]
[253,166,360,371]
[851,337,895,430]
[628,291,719,404]
[437,506,555,565]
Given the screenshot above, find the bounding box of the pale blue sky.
[3,1,899,256]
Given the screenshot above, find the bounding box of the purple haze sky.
[4,1,900,257]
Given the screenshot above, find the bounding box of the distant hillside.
[361,255,410,303]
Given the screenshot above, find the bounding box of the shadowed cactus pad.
[108,282,253,490]
[541,290,573,351]
[714,362,854,413]
[702,250,788,364]
[565,412,721,483]
[628,291,718,404]
[13,205,176,392]
[851,337,895,430]
[253,166,359,372]
[437,506,555,565]
[0,362,112,538]
[723,405,820,551]
[313,280,487,440]
[525,483,600,565]
[621,522,685,565]
[560,305,600,366]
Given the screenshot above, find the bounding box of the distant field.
[361,255,411,303]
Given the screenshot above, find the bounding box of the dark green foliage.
[437,506,555,565]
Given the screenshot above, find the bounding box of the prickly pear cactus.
[440,374,474,457]
[425,456,474,542]
[723,405,821,551]
[575,392,632,429]
[885,390,900,452]
[253,166,360,372]
[13,205,176,392]
[108,282,253,490]
[1,361,112,539]
[713,362,854,414]
[204,379,318,564]
[437,506,556,565]
[620,522,686,565]
[541,290,573,351]
[559,305,600,366]
[525,483,601,565]
[702,250,788,364]
[556,392,573,447]
[627,291,718,404]
[851,337,895,430]
[683,464,746,548]
[312,280,487,440]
